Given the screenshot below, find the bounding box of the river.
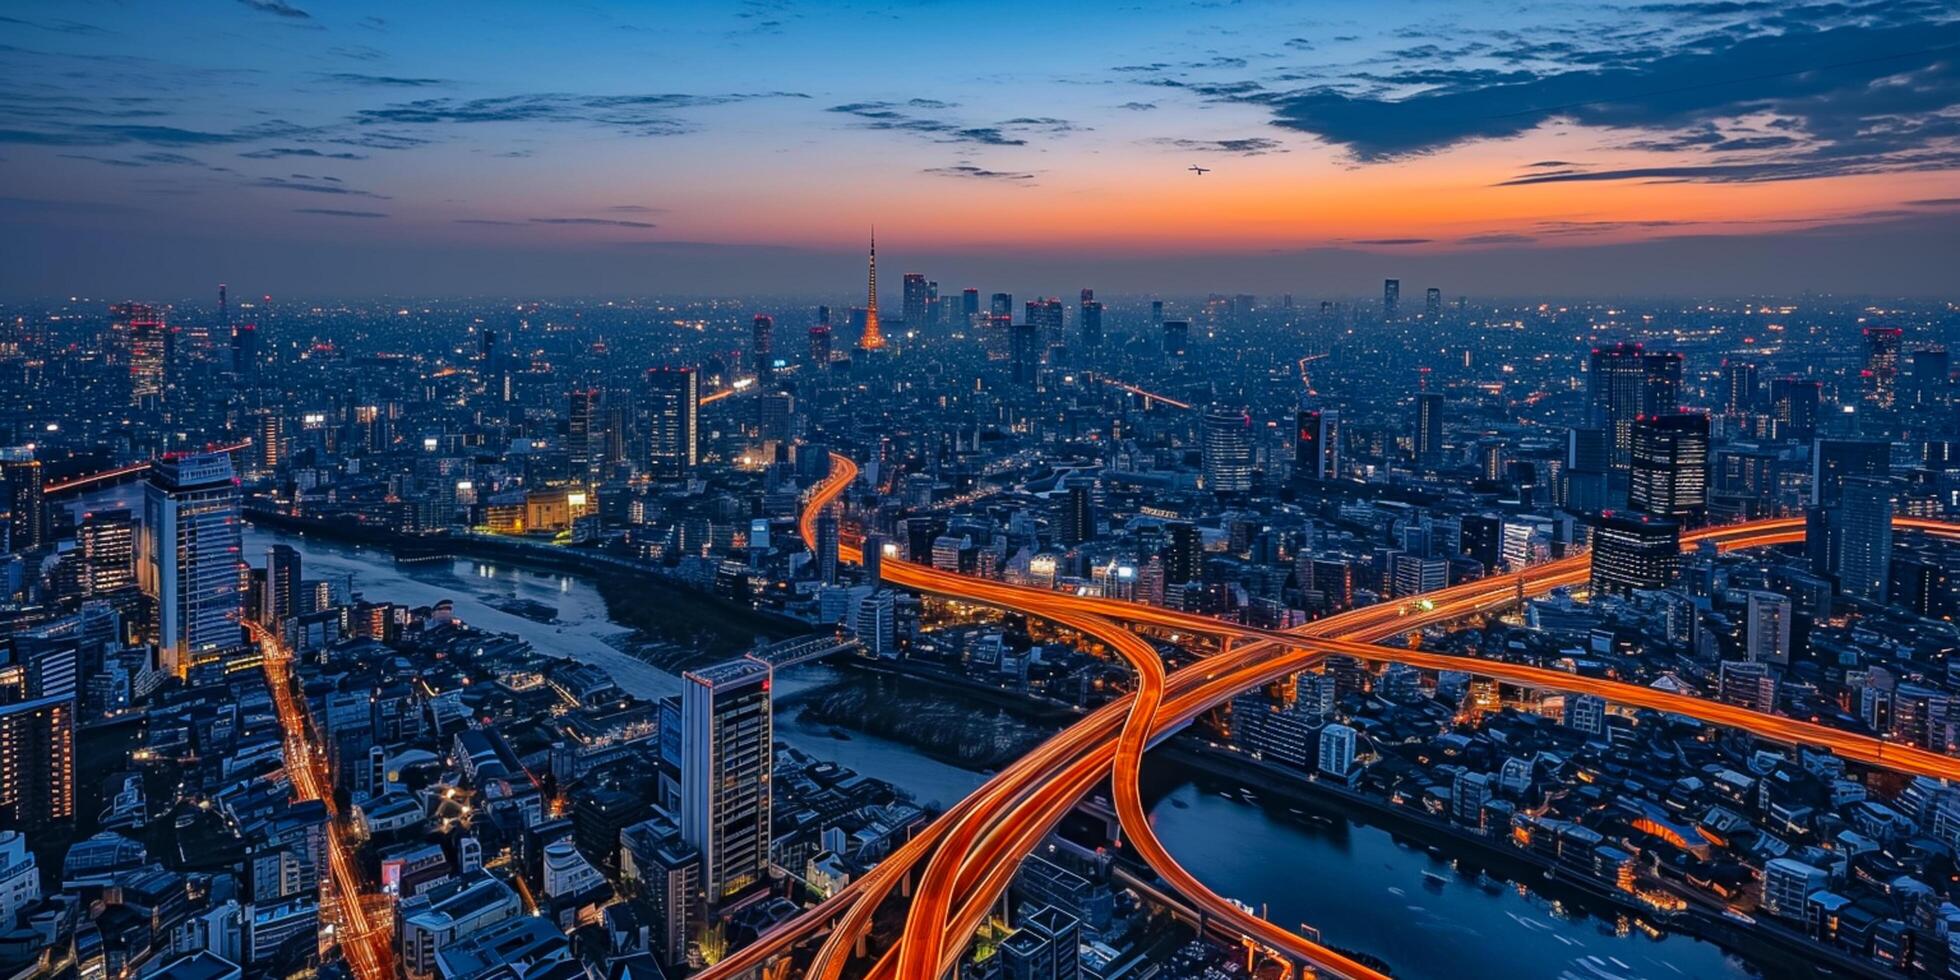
[248,525,1763,979]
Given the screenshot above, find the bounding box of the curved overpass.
[717,453,1958,979]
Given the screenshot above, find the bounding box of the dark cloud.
[605,205,662,213]
[319,73,450,88]
[1348,238,1433,245]
[1458,232,1538,245]
[827,102,1078,146]
[240,147,368,160]
[252,175,388,198]
[1234,16,1960,186]
[293,208,387,218]
[353,92,806,138]
[0,119,309,148]
[1116,101,1158,111]
[528,217,657,228]
[923,164,1036,181]
[236,0,310,19]
[1906,197,1960,206]
[1150,137,1285,155]
[454,218,517,226]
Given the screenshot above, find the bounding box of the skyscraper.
[1009,322,1041,387]
[263,544,302,626]
[142,452,244,678]
[1836,476,1893,601]
[1382,279,1400,320]
[1722,360,1759,415]
[1588,512,1680,597]
[1424,287,1441,319]
[901,273,929,332]
[645,368,699,479]
[1201,406,1254,493]
[1163,320,1189,360]
[808,324,832,368]
[78,509,136,596]
[1058,484,1092,546]
[961,288,980,327]
[0,694,73,833]
[1907,347,1950,410]
[1079,289,1103,347]
[1628,413,1710,524]
[1414,392,1445,470]
[114,302,167,406]
[1026,298,1064,350]
[1295,409,1341,481]
[0,447,43,554]
[1863,327,1903,409]
[750,315,774,386]
[1812,438,1889,507]
[857,233,885,351]
[1588,344,1681,467]
[814,508,839,585]
[1770,377,1821,442]
[680,658,772,907]
[567,387,601,471]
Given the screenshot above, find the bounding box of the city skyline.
[2,0,1958,297]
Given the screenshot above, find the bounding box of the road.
[711,452,1960,980]
[248,621,395,980]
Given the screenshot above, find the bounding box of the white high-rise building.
[141,452,243,678]
[0,832,39,930]
[1318,723,1357,779]
[681,658,772,906]
[1745,591,1792,665]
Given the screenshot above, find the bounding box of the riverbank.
[1155,738,1878,980]
[779,664,1063,770]
[244,508,805,667]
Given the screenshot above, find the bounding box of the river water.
[248,526,1762,980]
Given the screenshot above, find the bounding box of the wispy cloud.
[293,207,387,218]
[318,73,451,88]
[529,217,657,228]
[828,101,1079,147]
[240,147,368,160]
[236,0,310,19]
[923,164,1036,182]
[1150,137,1285,155]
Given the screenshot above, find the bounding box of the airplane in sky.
[1188,165,1210,175]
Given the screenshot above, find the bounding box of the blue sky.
[1,0,1956,298]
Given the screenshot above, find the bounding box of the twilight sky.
[2,0,1957,299]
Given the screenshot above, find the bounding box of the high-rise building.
[1079,289,1103,347]
[231,322,260,384]
[1162,320,1189,360]
[1588,344,1681,467]
[1414,392,1445,470]
[990,292,1012,319]
[1812,438,1889,507]
[1628,413,1709,524]
[961,288,980,327]
[114,302,167,405]
[1010,322,1041,387]
[1588,512,1680,597]
[814,508,839,585]
[1150,300,1164,329]
[1770,377,1821,442]
[142,452,244,678]
[1721,360,1759,415]
[858,233,885,351]
[567,387,600,471]
[78,509,136,596]
[1836,476,1894,601]
[901,273,929,332]
[680,658,772,906]
[0,695,73,833]
[1863,327,1903,409]
[1744,590,1792,665]
[1424,287,1441,319]
[0,447,44,554]
[750,315,774,386]
[1201,406,1254,493]
[263,544,302,626]
[1319,723,1357,779]
[1382,279,1400,320]
[1026,298,1065,350]
[808,324,832,368]
[1907,347,1950,410]
[1294,409,1341,481]
[1164,522,1202,585]
[1058,484,1092,546]
[645,368,699,479]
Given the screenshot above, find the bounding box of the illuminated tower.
[858,232,885,351]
